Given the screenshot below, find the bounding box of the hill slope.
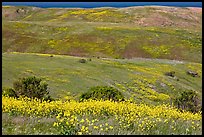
[2,6,202,63]
[2,52,202,105]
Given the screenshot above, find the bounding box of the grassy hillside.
[2,6,202,63]
[2,5,202,135]
[2,52,202,105]
[2,52,202,135]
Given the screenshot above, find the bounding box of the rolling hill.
[2,52,202,105]
[2,6,202,63]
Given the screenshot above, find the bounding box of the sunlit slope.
[2,52,202,105]
[2,6,202,63]
[2,6,202,29]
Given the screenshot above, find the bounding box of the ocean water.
[2,2,202,8]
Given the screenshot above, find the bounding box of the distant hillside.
[2,6,202,63]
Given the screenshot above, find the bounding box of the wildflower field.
[2,5,202,135]
[2,96,202,135]
[2,6,202,63]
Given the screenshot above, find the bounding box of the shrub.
[43,95,55,102]
[79,59,86,63]
[13,76,49,99]
[2,87,17,98]
[173,90,201,113]
[79,86,125,102]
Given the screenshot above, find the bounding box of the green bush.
[43,95,55,102]
[173,90,201,113]
[2,87,17,98]
[79,59,86,63]
[79,86,125,102]
[13,76,49,99]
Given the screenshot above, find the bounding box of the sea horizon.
[2,2,202,8]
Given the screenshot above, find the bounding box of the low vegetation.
[13,76,49,99]
[78,59,86,63]
[79,86,125,102]
[3,76,54,101]
[2,87,17,98]
[173,90,201,113]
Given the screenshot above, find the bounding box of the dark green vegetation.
[80,86,125,101]
[79,58,87,63]
[3,76,55,102]
[12,76,49,99]
[2,87,17,98]
[173,90,201,113]
[2,6,202,63]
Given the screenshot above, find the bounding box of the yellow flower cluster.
[2,96,202,134]
[2,96,201,121]
[70,9,96,15]
[142,45,170,58]
[96,27,113,31]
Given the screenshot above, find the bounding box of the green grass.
[2,112,201,135]
[2,52,202,105]
[2,113,59,135]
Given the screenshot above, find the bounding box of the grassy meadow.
[2,5,202,135]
